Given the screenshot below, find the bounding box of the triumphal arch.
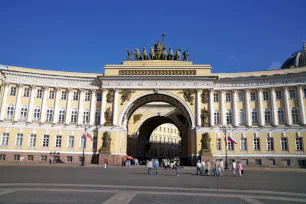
[1,36,305,167]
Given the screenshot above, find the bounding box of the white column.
[209,89,214,127]
[65,88,73,125]
[112,88,119,126]
[77,89,85,125]
[245,89,251,127]
[13,84,23,122]
[270,87,278,126]
[100,89,106,125]
[258,88,264,127]
[27,85,36,123]
[40,86,49,124]
[196,89,201,127]
[283,86,292,126]
[298,85,306,125]
[0,82,10,121]
[52,87,61,124]
[220,90,225,125]
[233,89,239,127]
[89,89,96,126]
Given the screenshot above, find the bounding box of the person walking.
[175,159,180,176]
[147,159,153,175]
[237,161,243,177]
[153,159,159,174]
[220,159,224,176]
[49,157,52,165]
[104,159,108,168]
[232,160,237,176]
[196,160,202,175]
[19,156,24,164]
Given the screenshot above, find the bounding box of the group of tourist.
[146,158,181,176]
[197,159,243,177]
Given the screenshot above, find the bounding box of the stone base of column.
[99,153,123,166]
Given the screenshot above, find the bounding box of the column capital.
[114,88,118,92]
[30,85,37,90]
[91,89,97,93]
[270,87,275,91]
[232,89,237,93]
[297,85,303,89]
[257,87,263,92]
[220,89,225,93]
[4,82,10,87]
[67,87,73,92]
[43,86,49,90]
[282,86,288,90]
[80,88,85,93]
[17,83,23,88]
[196,88,201,92]
[54,87,61,91]
[209,88,214,92]
[244,88,249,92]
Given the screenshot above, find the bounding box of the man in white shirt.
[201,160,206,175]
[232,160,237,176]
[196,160,202,175]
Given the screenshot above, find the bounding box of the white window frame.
[264,108,271,124]
[226,109,232,125]
[61,91,67,100]
[42,135,49,147]
[291,107,299,123]
[253,138,260,151]
[267,137,274,151]
[71,108,77,123]
[55,135,62,148]
[1,133,9,146]
[85,92,90,101]
[16,133,23,146]
[213,93,219,102]
[276,90,282,100]
[80,136,86,148]
[239,109,245,125]
[216,138,221,151]
[83,109,89,123]
[214,110,220,125]
[6,104,14,120]
[10,86,16,96]
[73,91,79,101]
[46,108,53,122]
[296,137,303,151]
[240,138,247,151]
[281,137,288,151]
[96,93,102,102]
[68,136,74,148]
[263,91,269,100]
[20,105,28,120]
[250,92,256,101]
[23,87,30,97]
[238,91,244,101]
[36,89,42,98]
[278,108,285,123]
[58,108,65,122]
[252,109,258,124]
[289,89,296,99]
[95,110,101,124]
[49,90,55,99]
[225,93,231,102]
[227,141,234,151]
[29,134,36,147]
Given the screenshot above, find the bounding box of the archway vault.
[118,90,195,129]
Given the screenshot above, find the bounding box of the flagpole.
[220,124,231,169]
[81,123,87,166]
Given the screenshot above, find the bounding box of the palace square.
[0,38,306,168]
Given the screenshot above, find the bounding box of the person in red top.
[237,161,243,177]
[104,159,108,168]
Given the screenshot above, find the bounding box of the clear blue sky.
[1,0,305,73]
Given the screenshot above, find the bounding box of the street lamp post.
[220,124,231,169]
[81,123,88,166]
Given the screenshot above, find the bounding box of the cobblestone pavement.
[0,165,306,204]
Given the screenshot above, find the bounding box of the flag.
[83,133,93,141]
[227,136,237,144]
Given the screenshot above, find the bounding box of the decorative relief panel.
[179,89,195,105]
[106,90,114,103]
[119,89,135,105]
[201,89,209,103]
[133,114,143,124]
[104,107,112,126]
[119,70,196,75]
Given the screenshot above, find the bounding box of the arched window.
[58,108,65,122]
[83,109,89,123]
[252,108,258,124]
[264,108,271,124]
[226,109,232,125]
[278,107,285,123]
[292,107,299,123]
[71,108,77,123]
[33,106,40,121]
[20,105,28,120]
[46,107,53,122]
[239,109,245,124]
[214,110,220,125]
[6,104,14,120]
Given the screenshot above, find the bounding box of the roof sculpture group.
[127,34,189,61]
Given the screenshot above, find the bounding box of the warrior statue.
[161,47,167,60]
[127,50,133,60]
[134,48,142,60]
[183,50,189,61]
[174,48,181,60]
[167,48,174,60]
[150,47,155,60]
[142,47,148,60]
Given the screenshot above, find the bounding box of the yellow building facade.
[0,41,306,167]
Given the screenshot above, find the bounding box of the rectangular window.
[96,93,102,102]
[41,155,47,161]
[10,86,16,96]
[252,111,258,124]
[68,136,74,148]
[250,92,256,101]
[276,90,282,100]
[228,141,234,151]
[253,138,260,151]
[29,134,36,147]
[56,135,62,148]
[61,91,67,100]
[267,137,274,150]
[14,154,20,161]
[67,156,73,162]
[239,110,245,124]
[80,137,86,148]
[73,91,79,100]
[281,137,288,151]
[296,137,303,151]
[1,133,9,146]
[24,88,30,97]
[28,155,34,161]
[263,91,269,100]
[95,110,101,124]
[238,91,244,101]
[225,93,231,102]
[85,92,90,101]
[213,93,219,102]
[46,109,53,122]
[241,138,247,151]
[37,89,42,98]
[255,159,262,165]
[289,89,296,99]
[49,90,55,99]
[0,154,6,160]
[16,133,23,146]
[43,135,49,147]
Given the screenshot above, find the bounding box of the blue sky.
[0,0,305,73]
